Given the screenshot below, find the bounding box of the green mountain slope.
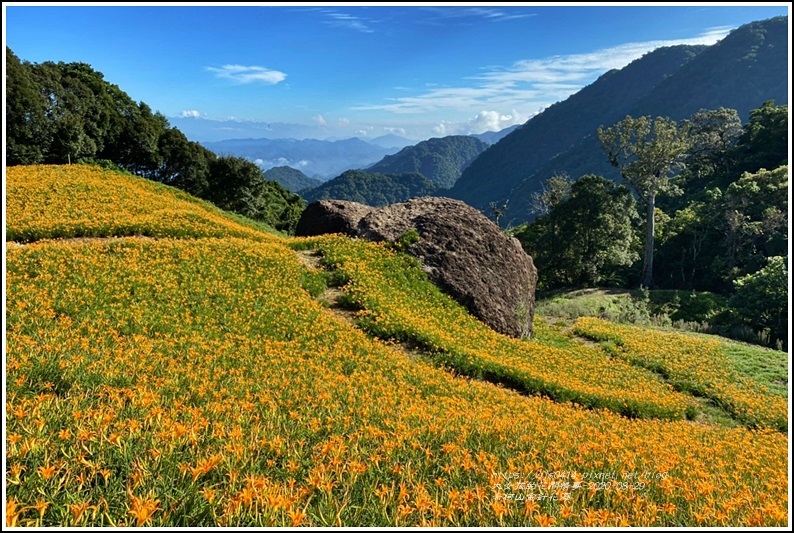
[367,135,489,189]
[450,16,788,223]
[264,165,323,193]
[303,169,439,207]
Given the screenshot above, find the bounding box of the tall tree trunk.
[642,193,655,287]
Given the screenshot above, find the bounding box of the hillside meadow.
[4,165,789,527]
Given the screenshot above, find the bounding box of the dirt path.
[294,249,424,360]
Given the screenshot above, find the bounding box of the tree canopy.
[597,115,691,287]
[514,174,639,289]
[5,47,304,233]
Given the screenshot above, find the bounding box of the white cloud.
[338,118,350,125]
[419,7,536,25]
[253,157,309,170]
[206,64,287,85]
[352,27,732,116]
[428,111,525,137]
[180,110,202,118]
[323,11,375,33]
[383,126,407,136]
[465,110,525,133]
[313,115,327,126]
[432,122,450,136]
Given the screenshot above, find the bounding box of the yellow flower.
[6,498,21,527]
[128,492,160,527]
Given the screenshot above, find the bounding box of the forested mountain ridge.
[303,169,438,207]
[450,16,789,224]
[264,166,323,193]
[448,44,705,219]
[366,135,489,189]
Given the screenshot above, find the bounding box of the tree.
[597,115,691,287]
[155,127,215,197]
[515,174,639,289]
[720,165,788,279]
[530,173,572,217]
[731,100,788,175]
[682,107,742,183]
[729,256,788,350]
[207,156,269,219]
[489,199,509,228]
[5,48,47,164]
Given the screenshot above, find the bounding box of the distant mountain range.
[449,16,789,224]
[471,125,520,144]
[199,128,512,183]
[200,137,401,181]
[368,134,417,149]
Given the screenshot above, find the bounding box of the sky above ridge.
[3,3,790,142]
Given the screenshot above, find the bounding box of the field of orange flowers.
[5,165,277,243]
[4,165,789,526]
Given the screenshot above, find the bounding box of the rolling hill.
[449,16,789,223]
[4,164,787,527]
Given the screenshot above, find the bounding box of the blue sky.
[3,3,790,142]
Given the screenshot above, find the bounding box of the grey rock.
[295,196,537,338]
[294,199,374,237]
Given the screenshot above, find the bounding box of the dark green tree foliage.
[5,48,305,233]
[205,156,305,233]
[514,175,639,289]
[729,256,788,350]
[303,170,438,207]
[655,102,788,292]
[654,191,726,291]
[156,127,214,197]
[721,166,788,277]
[731,100,788,175]
[682,107,743,187]
[6,48,48,164]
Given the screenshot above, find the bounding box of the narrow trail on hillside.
[295,249,427,362]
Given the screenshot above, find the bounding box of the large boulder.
[295,197,538,338]
[294,199,374,237]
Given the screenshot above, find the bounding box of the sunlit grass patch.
[572,317,787,431]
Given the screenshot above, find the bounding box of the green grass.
[720,340,788,396]
[536,287,659,326]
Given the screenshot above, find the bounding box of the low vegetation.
[5,165,788,527]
